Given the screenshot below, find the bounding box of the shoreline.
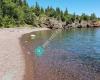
[20,28,100,80]
[19,28,49,80]
[0,27,49,80]
[1,27,100,80]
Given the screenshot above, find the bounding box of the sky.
[27,0,100,17]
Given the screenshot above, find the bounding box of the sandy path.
[0,27,49,80]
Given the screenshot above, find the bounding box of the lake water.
[48,28,100,60]
[22,28,100,80]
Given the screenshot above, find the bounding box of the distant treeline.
[0,0,100,28]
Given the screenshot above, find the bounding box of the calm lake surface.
[22,28,100,80]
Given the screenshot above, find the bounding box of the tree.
[24,9,36,25]
[55,7,61,20]
[0,0,3,8]
[60,10,65,22]
[40,7,45,14]
[62,8,68,21]
[64,8,68,16]
[90,13,97,21]
[0,0,99,28]
[98,17,100,20]
[72,13,76,22]
[23,0,28,6]
[34,2,40,16]
[0,16,2,27]
[45,6,55,17]
[81,13,90,21]
[18,0,23,6]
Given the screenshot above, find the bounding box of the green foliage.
[64,8,68,16]
[0,16,3,27]
[90,13,97,21]
[1,16,15,28]
[0,0,36,27]
[62,8,68,21]
[34,2,41,16]
[45,6,55,17]
[0,1,99,28]
[81,13,90,21]
[40,7,45,14]
[98,18,100,20]
[55,7,61,20]
[24,10,36,25]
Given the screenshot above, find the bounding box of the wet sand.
[0,27,49,80]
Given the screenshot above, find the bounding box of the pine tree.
[80,13,90,21]
[64,8,68,16]
[34,2,40,16]
[90,13,97,21]
[55,7,61,20]
[40,7,44,14]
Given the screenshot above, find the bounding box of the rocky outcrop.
[63,20,100,29]
[42,18,63,29]
[80,21,88,28]
[40,18,100,29]
[92,21,100,27]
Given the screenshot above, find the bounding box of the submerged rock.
[78,54,100,73]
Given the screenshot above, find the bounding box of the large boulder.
[80,21,88,28]
[92,21,100,27]
[43,18,63,29]
[86,21,100,27]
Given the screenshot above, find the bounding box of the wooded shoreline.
[0,0,100,29]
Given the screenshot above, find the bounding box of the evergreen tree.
[23,0,27,6]
[81,13,90,21]
[72,13,76,22]
[0,0,99,28]
[64,8,68,16]
[55,7,61,20]
[40,7,45,14]
[45,7,55,17]
[34,2,40,16]
[90,13,97,21]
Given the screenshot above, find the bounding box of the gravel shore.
[0,27,49,80]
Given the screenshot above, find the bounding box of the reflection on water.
[22,28,100,80]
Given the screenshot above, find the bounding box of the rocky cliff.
[40,18,100,29]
